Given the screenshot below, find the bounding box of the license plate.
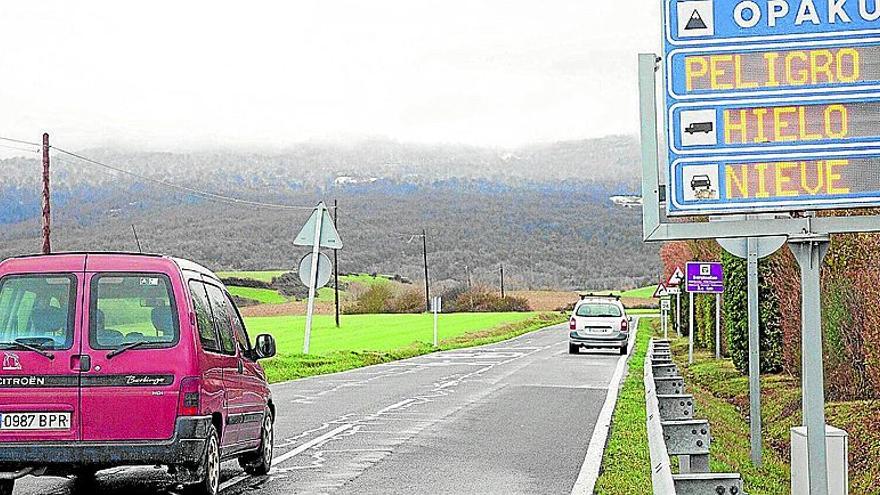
[587,327,612,334]
[0,412,71,431]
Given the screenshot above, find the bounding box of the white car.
[568,294,631,355]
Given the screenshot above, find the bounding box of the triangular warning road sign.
[294,202,344,249]
[653,284,669,298]
[668,267,685,286]
[685,9,707,30]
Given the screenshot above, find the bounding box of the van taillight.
[569,318,577,330]
[179,377,201,416]
[621,318,629,332]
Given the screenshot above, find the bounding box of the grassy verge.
[626,308,660,315]
[667,337,880,495]
[593,318,653,494]
[258,312,565,383]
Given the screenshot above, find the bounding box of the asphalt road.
[13,321,632,495]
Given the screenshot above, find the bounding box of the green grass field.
[245,312,541,354]
[620,285,658,299]
[218,272,396,304]
[217,270,288,282]
[227,286,288,305]
[247,312,565,383]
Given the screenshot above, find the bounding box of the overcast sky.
[0,1,661,151]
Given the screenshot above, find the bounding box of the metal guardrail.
[645,339,747,495]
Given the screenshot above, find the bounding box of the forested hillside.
[0,137,659,290]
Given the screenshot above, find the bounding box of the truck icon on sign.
[685,121,714,134]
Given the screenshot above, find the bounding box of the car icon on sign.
[684,122,714,135]
[691,174,712,190]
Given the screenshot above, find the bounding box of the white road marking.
[219,423,355,492]
[570,318,642,495]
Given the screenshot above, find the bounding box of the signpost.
[641,2,880,491]
[661,298,672,339]
[655,284,672,339]
[668,267,684,335]
[684,262,724,364]
[715,216,787,468]
[294,202,343,354]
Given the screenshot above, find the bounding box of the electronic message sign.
[663,0,880,215]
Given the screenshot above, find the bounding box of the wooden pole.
[41,133,51,254]
[423,229,430,312]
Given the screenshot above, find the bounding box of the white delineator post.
[432,296,440,347]
[303,207,324,354]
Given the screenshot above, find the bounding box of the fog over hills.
[0,136,660,290]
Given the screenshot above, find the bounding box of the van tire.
[0,480,13,495]
[619,345,628,355]
[568,344,579,354]
[240,408,274,476]
[187,424,221,495]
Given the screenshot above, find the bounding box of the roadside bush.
[346,284,394,314]
[220,277,273,289]
[386,286,426,313]
[721,250,783,375]
[445,285,531,313]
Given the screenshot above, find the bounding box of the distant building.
[610,195,643,208]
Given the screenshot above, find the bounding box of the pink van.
[0,253,277,495]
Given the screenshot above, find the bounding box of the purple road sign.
[686,262,724,294]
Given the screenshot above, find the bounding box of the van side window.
[189,281,220,352]
[205,284,236,355]
[223,293,251,353]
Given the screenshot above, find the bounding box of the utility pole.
[333,199,340,328]
[500,264,505,298]
[41,133,51,254]
[422,229,430,312]
[131,224,143,253]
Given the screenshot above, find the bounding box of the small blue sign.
[663,0,880,216]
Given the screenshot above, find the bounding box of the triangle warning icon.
[685,9,708,30]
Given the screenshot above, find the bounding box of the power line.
[0,136,42,147]
[49,145,318,211]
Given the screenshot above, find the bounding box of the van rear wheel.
[186,424,221,495]
[0,480,13,495]
[240,408,274,476]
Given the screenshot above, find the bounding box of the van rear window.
[0,275,76,351]
[89,274,179,350]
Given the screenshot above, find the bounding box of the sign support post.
[688,291,694,364]
[303,208,323,354]
[676,292,680,336]
[791,235,832,495]
[715,293,721,360]
[747,237,763,467]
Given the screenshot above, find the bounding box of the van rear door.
[0,256,85,443]
[79,271,183,441]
